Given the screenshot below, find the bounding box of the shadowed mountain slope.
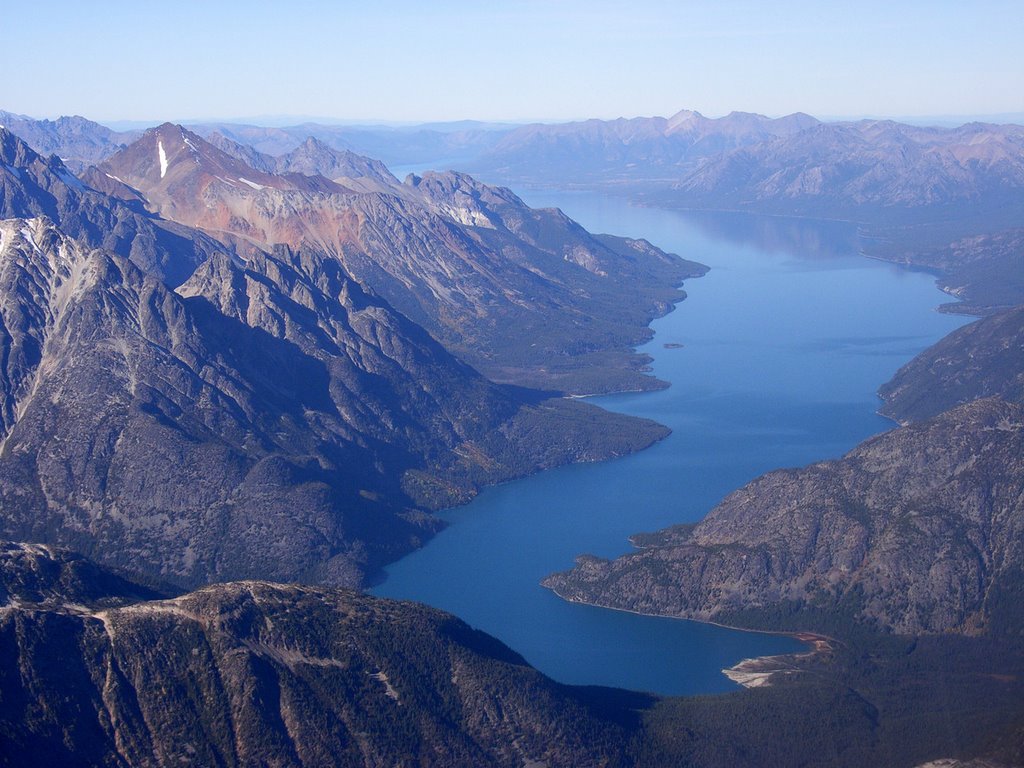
[0,214,665,588]
[545,398,1024,636]
[0,543,642,768]
[879,305,1024,424]
[101,124,704,394]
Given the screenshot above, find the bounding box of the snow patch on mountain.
[20,223,41,255]
[58,169,85,190]
[238,177,265,190]
[158,140,168,178]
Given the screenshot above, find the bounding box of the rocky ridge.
[0,126,223,286]
[0,542,638,767]
[99,124,704,393]
[0,110,135,172]
[544,397,1024,636]
[879,306,1024,424]
[0,129,671,588]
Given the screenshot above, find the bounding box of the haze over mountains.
[1,104,1022,767]
[8,105,1020,314]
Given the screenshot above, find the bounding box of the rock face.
[0,213,665,589]
[0,130,671,589]
[101,124,704,393]
[545,398,1024,636]
[0,127,222,287]
[879,306,1024,424]
[0,543,636,767]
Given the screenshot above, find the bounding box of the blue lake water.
[371,190,971,696]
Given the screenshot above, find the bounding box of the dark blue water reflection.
[372,192,969,695]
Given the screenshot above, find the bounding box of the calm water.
[371,191,970,696]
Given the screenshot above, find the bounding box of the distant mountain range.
[468,109,821,184]
[7,105,1020,314]
[0,110,138,173]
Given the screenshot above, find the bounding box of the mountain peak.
[300,134,331,151]
[103,123,291,198]
[666,108,704,130]
[0,125,43,167]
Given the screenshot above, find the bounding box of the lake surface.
[371,191,970,696]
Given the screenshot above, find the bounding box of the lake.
[371,190,970,696]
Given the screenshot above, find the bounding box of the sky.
[4,0,1023,125]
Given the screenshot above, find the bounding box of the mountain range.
[8,106,1019,315]
[545,307,1024,637]
[94,123,703,394]
[0,126,676,589]
[468,109,821,185]
[1,106,1022,767]
[0,542,641,767]
[0,110,138,173]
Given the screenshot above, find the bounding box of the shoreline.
[546,585,837,689]
[373,191,958,700]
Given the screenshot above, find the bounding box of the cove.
[371,191,971,696]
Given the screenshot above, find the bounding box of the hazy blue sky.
[4,0,1022,124]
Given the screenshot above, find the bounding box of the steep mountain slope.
[0,127,220,286]
[870,226,1024,315]
[0,543,639,768]
[879,305,1024,424]
[545,398,1024,636]
[102,124,704,393]
[0,215,666,588]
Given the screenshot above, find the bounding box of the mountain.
[203,129,280,173]
[879,305,1024,424]
[205,132,399,192]
[0,126,221,287]
[0,110,136,172]
[4,541,1020,768]
[101,124,705,393]
[455,110,1024,315]
[192,120,511,167]
[672,120,1024,213]
[544,397,1024,636]
[274,136,398,190]
[868,226,1024,315]
[469,109,820,185]
[0,210,665,589]
[0,542,641,767]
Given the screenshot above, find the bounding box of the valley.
[0,104,1021,767]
